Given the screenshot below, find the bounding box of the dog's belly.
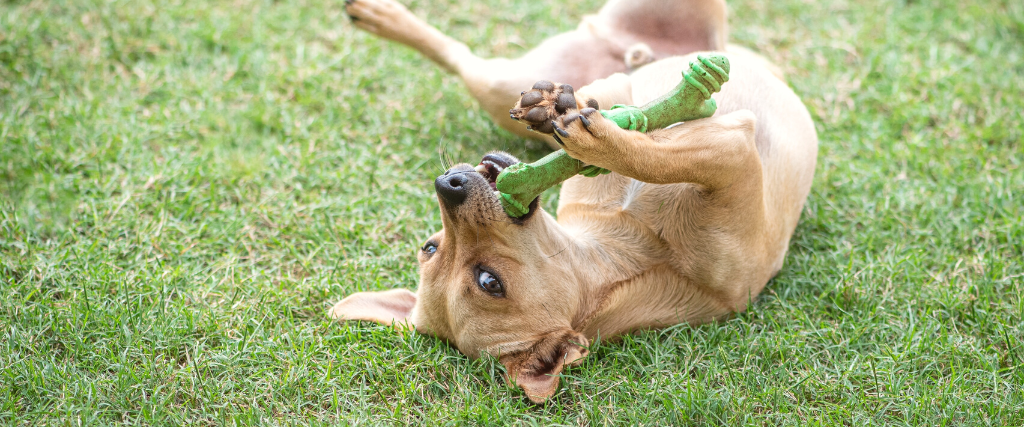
[556,173,705,261]
[557,173,698,217]
[556,51,818,306]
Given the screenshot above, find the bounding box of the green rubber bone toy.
[495,53,731,218]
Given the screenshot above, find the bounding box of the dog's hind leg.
[344,0,471,74]
[344,0,633,144]
[343,0,560,142]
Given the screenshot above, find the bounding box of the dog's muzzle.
[435,165,476,207]
[435,152,521,210]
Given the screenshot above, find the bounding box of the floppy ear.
[328,289,417,330]
[499,329,589,404]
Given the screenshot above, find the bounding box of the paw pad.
[509,81,579,135]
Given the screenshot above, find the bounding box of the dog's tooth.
[475,164,488,174]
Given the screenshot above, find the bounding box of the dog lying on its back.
[333,0,818,403]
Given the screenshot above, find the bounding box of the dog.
[332,0,818,403]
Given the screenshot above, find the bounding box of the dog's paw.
[510,81,599,135]
[550,107,625,168]
[511,81,621,168]
[344,0,417,39]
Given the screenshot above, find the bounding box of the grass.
[1,0,1022,424]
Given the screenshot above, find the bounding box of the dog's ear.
[499,329,589,404]
[328,289,417,330]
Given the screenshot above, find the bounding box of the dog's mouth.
[474,152,518,191]
[475,161,503,191]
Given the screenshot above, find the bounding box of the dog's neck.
[532,208,703,337]
[535,208,663,283]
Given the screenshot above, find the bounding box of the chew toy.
[496,54,731,218]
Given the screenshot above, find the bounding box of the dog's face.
[413,152,582,354]
[330,151,589,403]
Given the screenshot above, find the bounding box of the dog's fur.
[344,0,751,146]
[332,0,818,403]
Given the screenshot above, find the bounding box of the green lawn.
[2,0,1022,424]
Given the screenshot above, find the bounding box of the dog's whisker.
[436,138,448,171]
[438,137,458,171]
[443,139,458,170]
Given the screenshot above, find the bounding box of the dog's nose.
[435,165,474,206]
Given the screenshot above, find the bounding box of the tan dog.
[333,0,818,403]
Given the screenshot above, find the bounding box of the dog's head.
[330,151,588,403]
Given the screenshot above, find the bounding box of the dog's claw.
[553,122,569,138]
[579,108,597,129]
[552,133,565,146]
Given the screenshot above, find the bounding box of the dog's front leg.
[513,82,761,190]
[557,108,761,191]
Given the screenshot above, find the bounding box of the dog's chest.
[560,174,700,221]
[619,179,646,210]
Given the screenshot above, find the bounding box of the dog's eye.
[477,269,505,297]
[421,242,437,255]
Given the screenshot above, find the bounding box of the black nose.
[435,165,474,206]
